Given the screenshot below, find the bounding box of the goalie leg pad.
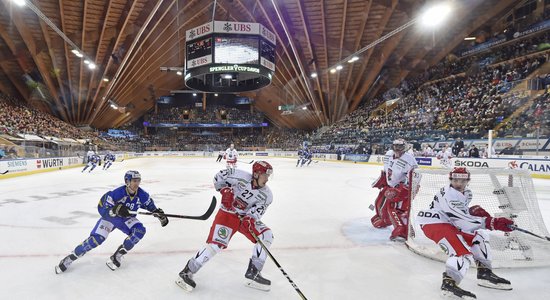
[372,171,387,189]
[371,188,392,228]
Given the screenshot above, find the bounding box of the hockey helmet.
[449,167,470,181]
[252,161,273,177]
[124,170,141,184]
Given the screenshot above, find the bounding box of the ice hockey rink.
[1,157,550,300]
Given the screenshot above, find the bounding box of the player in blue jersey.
[82,154,100,173]
[55,170,169,273]
[103,153,116,170]
[304,150,313,166]
[296,149,304,167]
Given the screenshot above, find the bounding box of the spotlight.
[103,78,109,82]
[176,71,183,76]
[88,63,96,70]
[420,2,452,28]
[71,49,83,58]
[311,73,318,78]
[348,56,359,63]
[192,93,197,96]
[330,68,336,74]
[336,65,343,70]
[12,0,26,7]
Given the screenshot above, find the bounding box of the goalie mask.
[392,139,407,153]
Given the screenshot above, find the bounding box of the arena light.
[348,56,359,63]
[310,72,318,78]
[214,93,218,97]
[71,49,83,58]
[176,71,183,76]
[330,68,336,74]
[88,63,96,70]
[223,74,232,79]
[12,0,26,7]
[419,2,452,28]
[336,65,343,70]
[192,93,197,96]
[103,78,109,82]
[464,37,476,41]
[83,60,90,65]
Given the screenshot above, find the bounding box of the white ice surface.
[1,157,549,300]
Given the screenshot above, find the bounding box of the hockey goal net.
[406,168,550,268]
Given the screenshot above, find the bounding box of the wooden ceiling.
[0,0,519,130]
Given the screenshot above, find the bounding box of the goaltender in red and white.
[417,167,514,299]
[176,161,274,292]
[224,143,239,170]
[371,138,418,241]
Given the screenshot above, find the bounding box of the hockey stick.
[135,196,217,220]
[243,218,308,300]
[0,170,8,175]
[243,160,254,164]
[510,225,550,242]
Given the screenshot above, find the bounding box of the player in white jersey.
[437,145,453,168]
[86,150,95,162]
[371,139,418,241]
[176,161,274,292]
[224,143,238,170]
[416,167,514,299]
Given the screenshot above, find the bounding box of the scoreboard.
[184,21,276,92]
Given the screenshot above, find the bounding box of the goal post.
[406,168,550,268]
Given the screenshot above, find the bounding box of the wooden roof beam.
[341,0,372,108]
[83,0,139,122]
[76,0,90,123]
[332,0,348,123]
[35,2,72,122]
[82,0,115,124]
[1,0,69,121]
[296,0,328,123]
[346,1,397,104]
[58,0,78,122]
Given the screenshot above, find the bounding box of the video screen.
[214,36,259,64]
[186,37,212,60]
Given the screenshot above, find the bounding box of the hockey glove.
[220,187,235,209]
[241,216,256,232]
[152,208,169,227]
[111,203,131,218]
[485,217,514,232]
[469,205,491,218]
